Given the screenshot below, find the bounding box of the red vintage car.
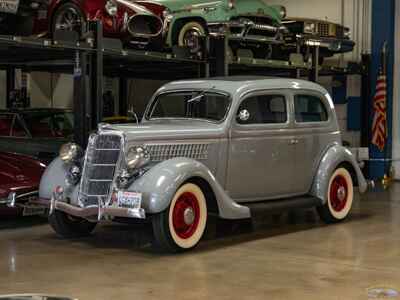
[3,0,166,48]
[0,152,46,217]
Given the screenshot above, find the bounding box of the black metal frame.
[0,22,365,149]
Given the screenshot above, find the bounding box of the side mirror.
[237,109,250,123]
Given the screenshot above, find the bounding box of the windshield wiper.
[187,86,216,104]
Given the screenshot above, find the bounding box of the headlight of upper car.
[59,143,84,163]
[105,0,118,16]
[125,146,150,171]
[344,28,351,38]
[277,6,287,19]
[304,22,316,34]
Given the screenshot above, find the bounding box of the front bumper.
[31,197,146,221]
[286,34,355,53]
[209,21,284,45]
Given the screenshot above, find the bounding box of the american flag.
[371,72,388,152]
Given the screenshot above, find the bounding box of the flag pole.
[381,41,391,188]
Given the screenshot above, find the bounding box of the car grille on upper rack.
[317,23,344,38]
[79,134,122,207]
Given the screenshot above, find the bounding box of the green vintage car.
[155,0,287,58]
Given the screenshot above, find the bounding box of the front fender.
[311,145,368,204]
[127,157,250,219]
[39,157,69,200]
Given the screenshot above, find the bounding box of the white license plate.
[0,0,19,14]
[117,192,142,209]
[22,206,46,216]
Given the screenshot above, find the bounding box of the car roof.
[160,76,330,97]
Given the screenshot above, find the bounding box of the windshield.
[23,111,74,138]
[147,91,231,122]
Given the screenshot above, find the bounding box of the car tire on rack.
[51,3,86,38]
[152,183,208,253]
[49,210,97,238]
[317,167,354,223]
[177,21,207,56]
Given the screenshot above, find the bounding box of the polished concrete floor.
[1,184,400,300]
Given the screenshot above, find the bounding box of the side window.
[294,94,328,123]
[237,94,287,125]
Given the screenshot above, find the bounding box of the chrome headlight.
[59,143,83,163]
[105,0,118,16]
[304,22,316,34]
[278,6,287,19]
[125,146,150,171]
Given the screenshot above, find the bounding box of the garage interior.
[1,0,400,299]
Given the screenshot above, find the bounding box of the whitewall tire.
[177,21,206,54]
[152,183,208,252]
[317,167,354,223]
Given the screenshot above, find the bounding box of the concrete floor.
[1,184,400,300]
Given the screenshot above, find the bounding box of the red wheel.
[318,168,354,223]
[171,192,201,239]
[152,183,207,252]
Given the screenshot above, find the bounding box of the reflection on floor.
[1,184,400,300]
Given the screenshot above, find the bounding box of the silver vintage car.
[38,77,368,253]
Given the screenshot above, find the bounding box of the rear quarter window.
[294,94,329,123]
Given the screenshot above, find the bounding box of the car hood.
[0,152,46,198]
[103,119,227,142]
[151,0,281,22]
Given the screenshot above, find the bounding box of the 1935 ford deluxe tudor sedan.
[38,77,368,253]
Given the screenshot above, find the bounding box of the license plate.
[22,206,46,216]
[0,0,19,14]
[117,191,142,209]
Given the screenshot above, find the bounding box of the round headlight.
[105,0,118,16]
[59,143,83,163]
[278,6,287,19]
[126,146,150,171]
[304,22,316,33]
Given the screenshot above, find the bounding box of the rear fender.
[311,145,368,204]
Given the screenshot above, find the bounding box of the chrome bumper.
[31,196,146,221]
[0,191,39,207]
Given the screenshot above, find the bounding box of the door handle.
[289,139,299,145]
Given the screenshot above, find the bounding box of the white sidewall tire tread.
[327,168,353,220]
[168,183,207,249]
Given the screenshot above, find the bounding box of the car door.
[291,92,333,194]
[226,90,297,202]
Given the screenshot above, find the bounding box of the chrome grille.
[148,144,209,162]
[317,23,329,37]
[79,134,122,206]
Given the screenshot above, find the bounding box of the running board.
[242,196,321,217]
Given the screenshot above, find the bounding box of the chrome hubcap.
[183,207,195,225]
[337,186,346,202]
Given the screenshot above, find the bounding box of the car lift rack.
[0,21,367,148]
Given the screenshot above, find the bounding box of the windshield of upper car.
[146,91,231,122]
[23,112,74,138]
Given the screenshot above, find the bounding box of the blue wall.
[369,0,396,179]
